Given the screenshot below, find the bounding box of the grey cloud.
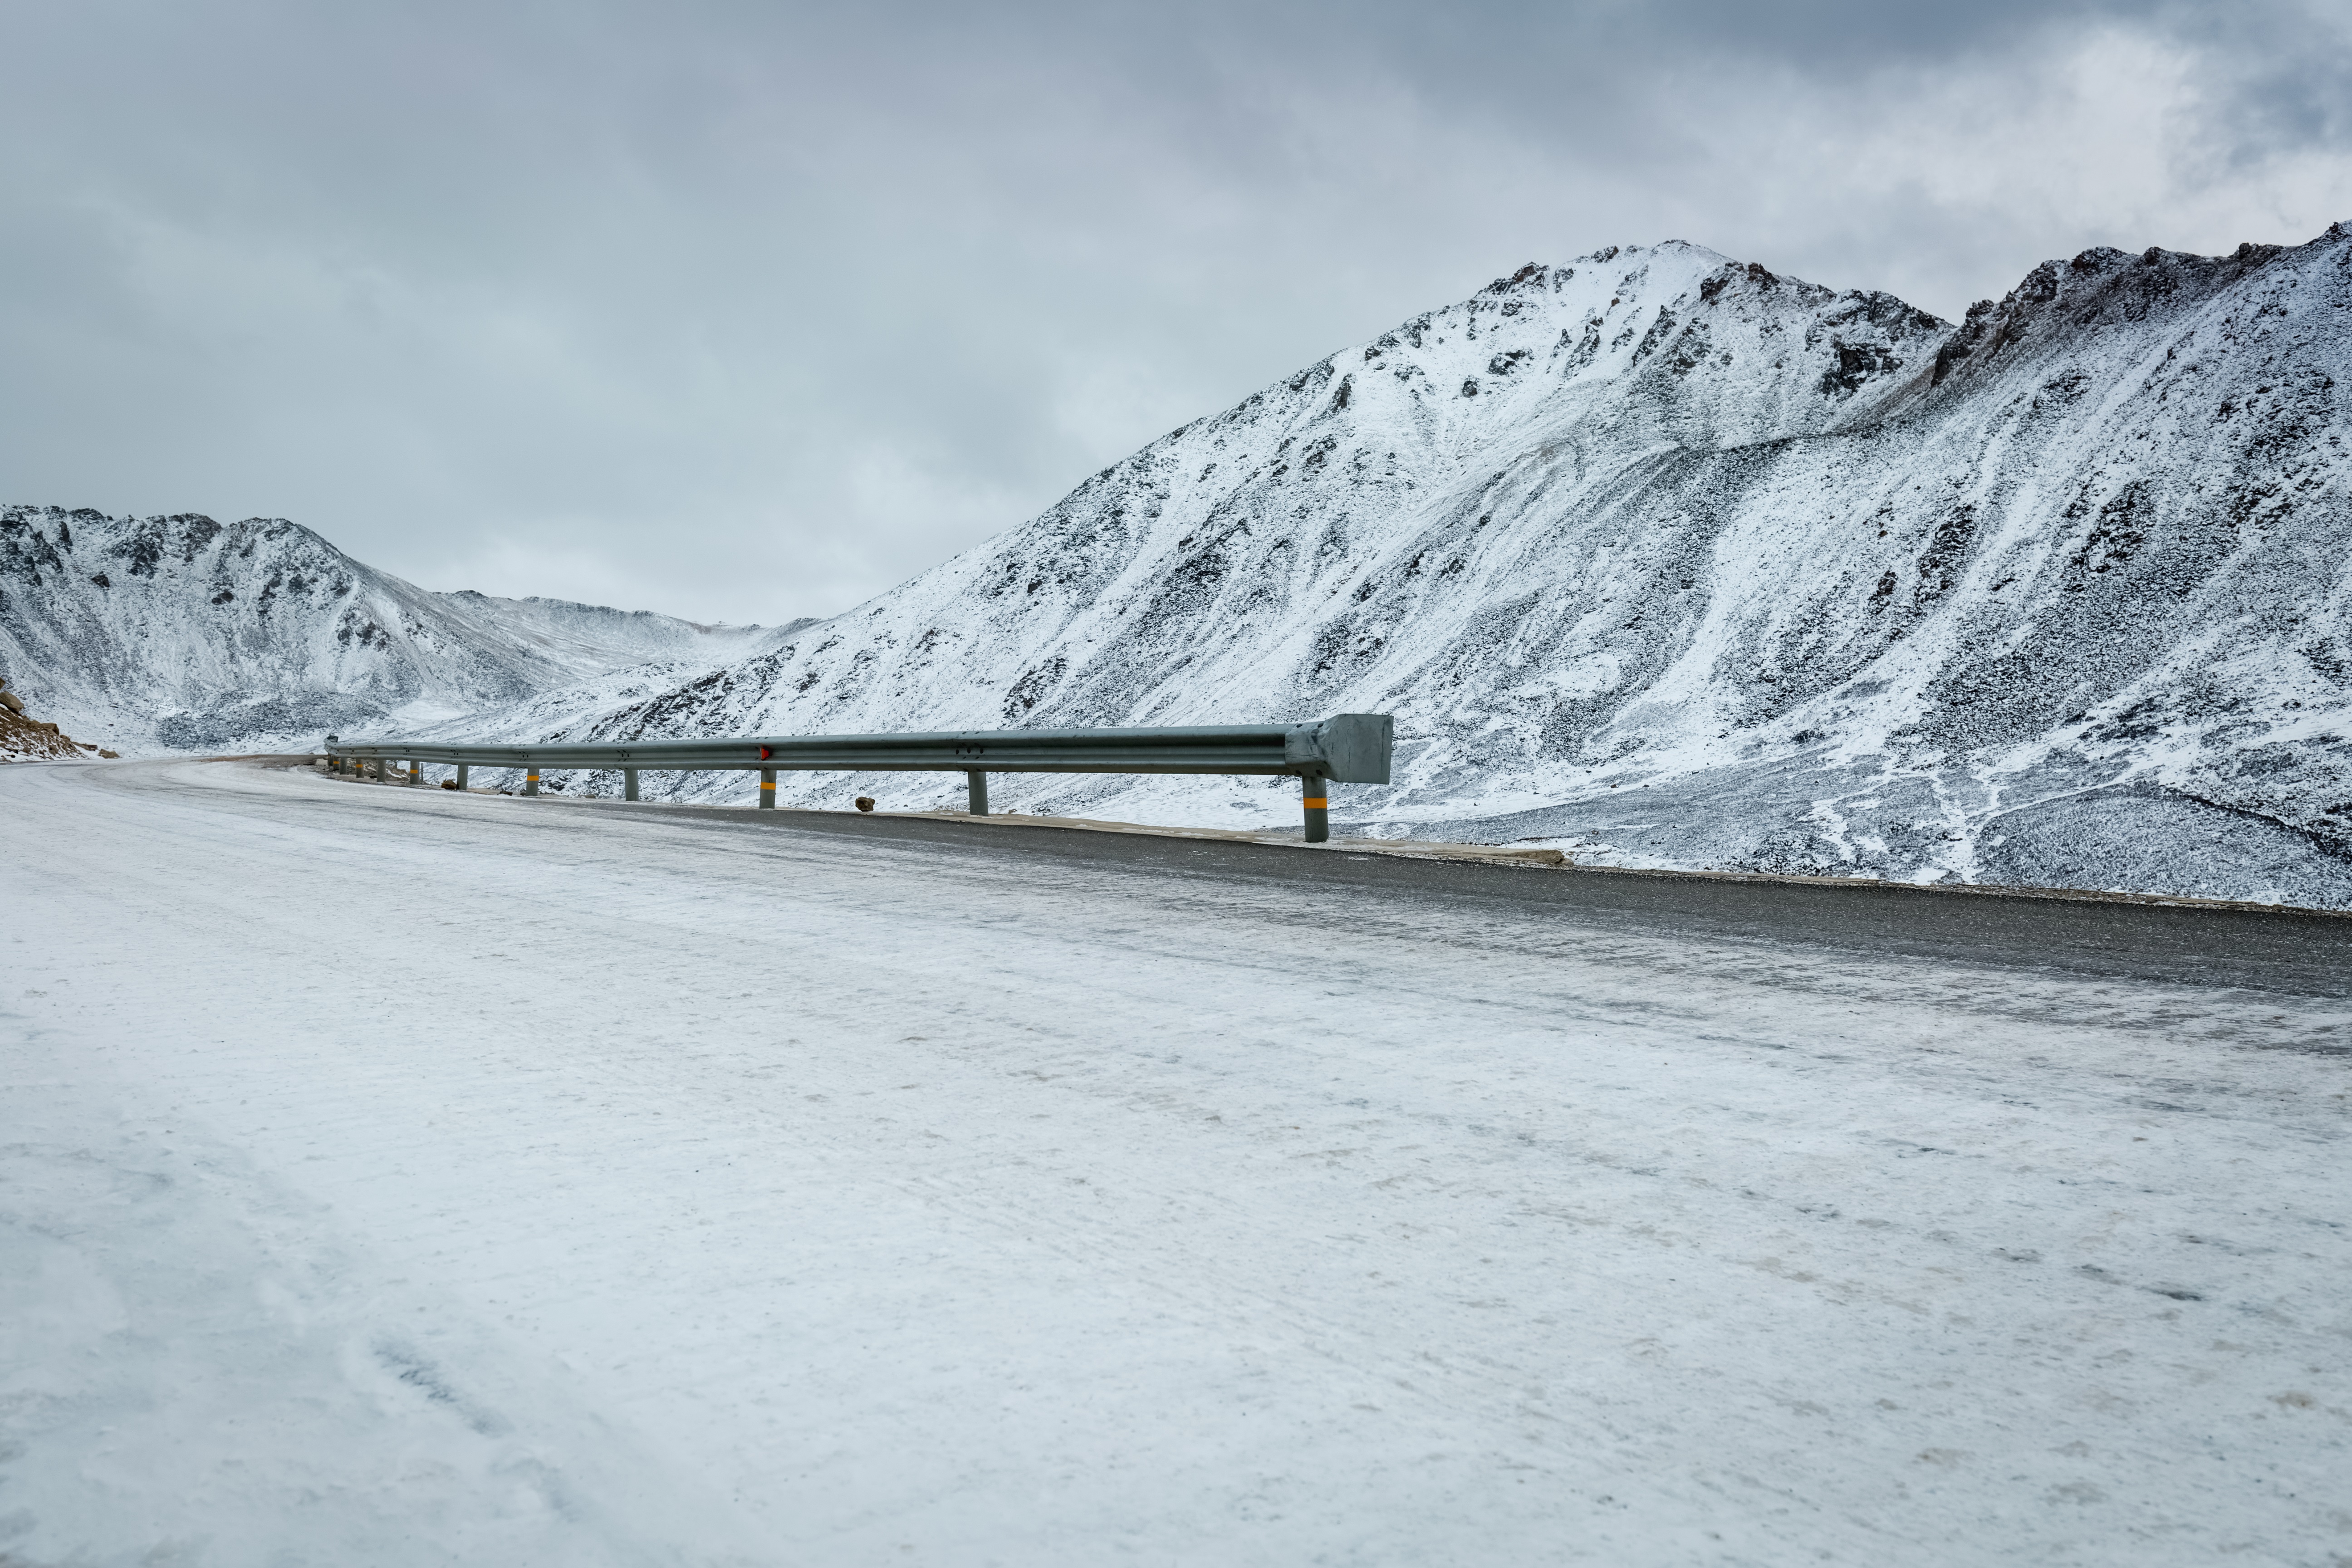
[1,0,2346,624]
[2156,1,2352,164]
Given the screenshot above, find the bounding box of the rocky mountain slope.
[0,508,784,752]
[437,225,2352,906]
[0,672,114,762]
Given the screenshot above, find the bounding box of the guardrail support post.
[303,716,1392,828]
[1302,774,1329,844]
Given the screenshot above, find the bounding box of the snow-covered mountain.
[0,508,785,751]
[448,225,2352,906]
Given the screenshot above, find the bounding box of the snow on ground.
[0,506,789,757]
[3,760,2347,1565]
[414,229,2352,907]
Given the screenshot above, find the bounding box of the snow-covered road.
[4,760,2347,1566]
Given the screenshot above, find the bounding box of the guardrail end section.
[1297,713,1393,784]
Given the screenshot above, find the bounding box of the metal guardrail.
[322,715,1393,842]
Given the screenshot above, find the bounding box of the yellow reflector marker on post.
[318,715,1394,838]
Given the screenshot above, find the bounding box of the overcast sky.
[5,0,2349,625]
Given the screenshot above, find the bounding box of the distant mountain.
[0,508,785,751]
[451,225,2352,906]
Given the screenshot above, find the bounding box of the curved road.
[633,789,2352,1000]
[4,759,2347,1565]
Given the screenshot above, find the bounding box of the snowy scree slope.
[0,508,785,751]
[447,227,2352,907]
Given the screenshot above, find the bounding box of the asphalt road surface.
[599,780,2352,1001]
[5,757,2346,1566]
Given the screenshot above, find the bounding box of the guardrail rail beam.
[324,714,1393,844]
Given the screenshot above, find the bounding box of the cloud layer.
[4,0,2347,623]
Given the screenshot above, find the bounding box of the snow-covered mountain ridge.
[0,508,785,751]
[453,226,2352,906]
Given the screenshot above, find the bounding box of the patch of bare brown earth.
[0,676,115,761]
